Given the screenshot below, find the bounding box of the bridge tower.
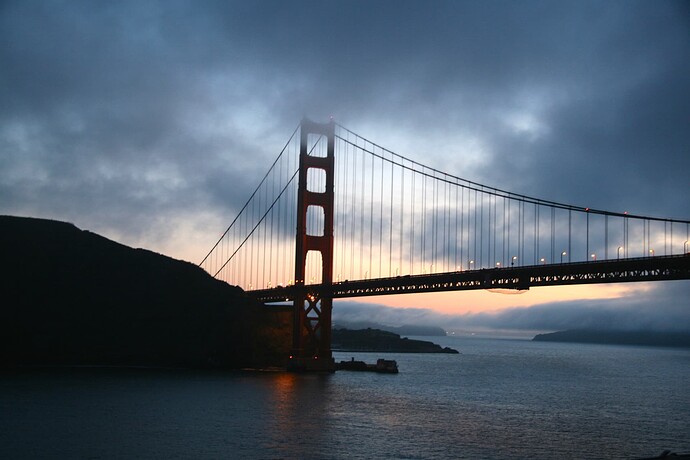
[289,119,336,372]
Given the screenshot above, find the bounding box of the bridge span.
[201,119,690,371]
[251,253,690,303]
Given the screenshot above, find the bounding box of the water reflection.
[264,372,335,458]
[2,343,687,459]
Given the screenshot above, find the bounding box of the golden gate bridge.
[200,119,690,371]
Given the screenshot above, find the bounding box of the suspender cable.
[350,136,357,279]
[360,140,366,278]
[460,185,465,269]
[420,172,426,273]
[379,149,384,277]
[453,186,461,271]
[389,152,394,276]
[605,214,608,260]
[199,124,299,267]
[369,145,374,278]
[568,208,572,263]
[411,165,416,273]
[400,160,405,275]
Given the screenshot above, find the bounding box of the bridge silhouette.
[200,119,690,371]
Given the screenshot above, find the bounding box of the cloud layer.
[2,1,688,304]
[334,281,690,333]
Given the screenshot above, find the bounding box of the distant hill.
[533,329,690,348]
[0,215,290,369]
[333,321,446,337]
[332,328,458,353]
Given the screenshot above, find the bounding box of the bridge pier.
[289,119,336,372]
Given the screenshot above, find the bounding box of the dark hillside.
[533,329,690,348]
[0,215,289,368]
[332,328,458,353]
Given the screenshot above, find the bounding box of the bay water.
[1,336,688,459]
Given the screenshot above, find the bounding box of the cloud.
[1,0,688,265]
[334,281,690,333]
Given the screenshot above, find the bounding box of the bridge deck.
[249,254,690,303]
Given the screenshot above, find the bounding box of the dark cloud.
[1,0,688,259]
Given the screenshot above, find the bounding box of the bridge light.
[512,256,517,266]
[469,260,474,269]
[617,246,623,259]
[540,257,546,264]
[649,249,654,257]
[496,262,501,267]
[591,253,596,261]
[561,251,567,263]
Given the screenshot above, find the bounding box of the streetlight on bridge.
[469,260,474,270]
[649,249,655,257]
[540,257,546,265]
[591,253,596,261]
[512,256,517,266]
[561,251,567,264]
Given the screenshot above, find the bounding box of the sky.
[2,0,689,332]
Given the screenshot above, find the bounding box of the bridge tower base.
[288,119,336,373]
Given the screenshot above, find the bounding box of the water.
[1,337,688,459]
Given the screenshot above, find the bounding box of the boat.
[374,358,399,373]
[336,358,399,373]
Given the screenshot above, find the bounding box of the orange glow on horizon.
[342,283,653,315]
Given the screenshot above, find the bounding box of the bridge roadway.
[249,254,690,303]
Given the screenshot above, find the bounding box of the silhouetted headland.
[332,327,458,353]
[533,329,690,349]
[334,321,446,336]
[0,215,290,369]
